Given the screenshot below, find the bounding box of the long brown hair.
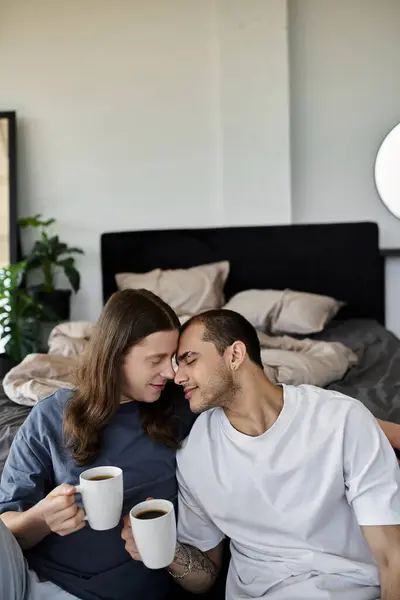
[63,289,181,466]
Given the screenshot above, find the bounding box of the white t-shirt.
[176,384,400,600]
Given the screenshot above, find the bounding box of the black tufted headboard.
[101,221,385,325]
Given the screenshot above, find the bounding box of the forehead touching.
[177,322,217,362]
[132,330,179,358]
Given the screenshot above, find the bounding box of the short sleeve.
[177,462,224,552]
[0,409,53,514]
[344,402,400,526]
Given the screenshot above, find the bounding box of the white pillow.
[115,261,230,316]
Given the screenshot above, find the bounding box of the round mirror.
[375,122,400,219]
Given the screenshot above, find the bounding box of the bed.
[0,220,399,600]
[100,219,400,600]
[0,389,30,475]
[1,220,399,477]
[100,220,400,422]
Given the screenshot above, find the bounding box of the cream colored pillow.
[223,289,284,330]
[270,289,344,335]
[223,288,344,335]
[115,261,230,316]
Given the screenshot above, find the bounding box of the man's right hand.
[121,496,154,560]
[34,483,86,536]
[121,514,141,560]
[120,513,222,595]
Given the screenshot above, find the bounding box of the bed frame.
[101,221,385,325]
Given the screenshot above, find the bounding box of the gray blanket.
[1,319,400,475]
[0,386,30,475]
[314,319,400,422]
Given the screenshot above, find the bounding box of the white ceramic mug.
[130,499,176,569]
[75,466,123,531]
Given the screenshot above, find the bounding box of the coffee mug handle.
[74,485,88,521]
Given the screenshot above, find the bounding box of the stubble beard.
[193,364,241,414]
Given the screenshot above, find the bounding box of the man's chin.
[189,399,212,415]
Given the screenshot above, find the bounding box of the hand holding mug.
[122,496,153,561]
[126,498,177,569]
[121,514,141,561]
[35,484,85,537]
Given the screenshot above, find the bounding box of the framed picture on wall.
[0,111,17,268]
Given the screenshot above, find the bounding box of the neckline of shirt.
[217,384,297,445]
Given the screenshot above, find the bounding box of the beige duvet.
[3,321,358,407]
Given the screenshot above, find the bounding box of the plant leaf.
[58,260,80,292]
[25,256,43,270]
[16,214,82,295]
[18,214,56,228]
[59,247,84,255]
[0,261,48,361]
[48,236,68,259]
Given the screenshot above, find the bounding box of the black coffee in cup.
[135,509,167,520]
[88,475,115,481]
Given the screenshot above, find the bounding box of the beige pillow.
[270,289,344,335]
[115,261,230,316]
[223,289,284,330]
[223,288,344,335]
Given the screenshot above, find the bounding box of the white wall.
[218,0,291,226]
[1,0,400,336]
[289,0,400,336]
[0,0,291,321]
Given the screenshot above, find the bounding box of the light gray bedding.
[0,386,30,475]
[1,319,399,475]
[312,319,400,423]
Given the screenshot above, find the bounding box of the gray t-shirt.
[0,386,194,600]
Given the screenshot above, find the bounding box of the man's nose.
[174,365,188,386]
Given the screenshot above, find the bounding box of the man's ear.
[227,341,246,371]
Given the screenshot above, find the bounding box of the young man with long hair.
[0,290,193,600]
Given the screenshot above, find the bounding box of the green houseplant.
[18,214,84,320]
[0,261,48,375]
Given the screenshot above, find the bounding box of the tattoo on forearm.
[173,543,190,567]
[174,542,218,579]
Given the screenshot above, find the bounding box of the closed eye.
[149,356,164,365]
[176,351,200,365]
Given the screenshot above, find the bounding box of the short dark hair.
[181,309,263,368]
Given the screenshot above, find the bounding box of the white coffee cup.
[130,499,176,569]
[75,466,123,531]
